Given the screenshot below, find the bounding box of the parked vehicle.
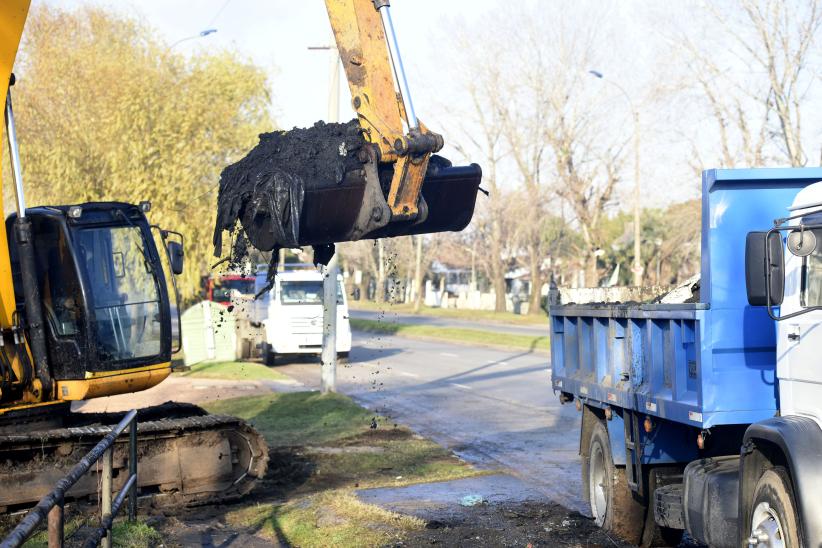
[202,272,256,305]
[253,264,352,364]
[550,168,822,547]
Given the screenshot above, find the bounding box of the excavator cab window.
[75,225,163,362]
[36,220,82,338]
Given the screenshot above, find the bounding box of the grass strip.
[178,360,291,382]
[207,392,481,547]
[203,391,372,446]
[350,300,548,326]
[350,318,549,353]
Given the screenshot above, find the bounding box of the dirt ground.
[145,444,632,548]
[62,374,651,547]
[74,374,301,413]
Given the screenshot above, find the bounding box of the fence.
[0,409,138,548]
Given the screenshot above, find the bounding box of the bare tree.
[676,0,822,167]
[500,7,626,292]
[444,37,512,312]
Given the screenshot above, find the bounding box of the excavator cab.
[6,203,183,396]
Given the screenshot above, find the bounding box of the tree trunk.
[413,236,424,312]
[527,244,543,315]
[375,239,385,303]
[585,251,598,288]
[490,218,507,312]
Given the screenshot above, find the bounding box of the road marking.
[399,371,420,378]
[450,382,472,390]
[440,352,459,358]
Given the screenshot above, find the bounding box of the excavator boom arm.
[325,0,444,221]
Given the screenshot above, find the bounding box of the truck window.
[212,278,255,303]
[280,280,344,305]
[802,230,822,306]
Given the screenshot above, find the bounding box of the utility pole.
[588,70,643,286]
[311,41,342,393]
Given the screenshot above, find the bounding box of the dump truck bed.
[550,301,778,429]
[549,169,822,430]
[550,168,819,428]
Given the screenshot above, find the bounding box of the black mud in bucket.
[366,163,483,239]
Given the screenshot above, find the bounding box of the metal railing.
[1,409,139,548]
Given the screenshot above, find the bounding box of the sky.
[38,0,501,129]
[32,0,811,210]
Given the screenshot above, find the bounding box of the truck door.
[777,227,822,425]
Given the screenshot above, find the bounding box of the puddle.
[356,473,549,521]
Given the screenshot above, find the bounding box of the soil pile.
[212,119,368,289]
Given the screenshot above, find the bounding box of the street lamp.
[588,69,643,286]
[168,28,218,51]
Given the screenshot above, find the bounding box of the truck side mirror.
[745,231,784,306]
[167,241,184,275]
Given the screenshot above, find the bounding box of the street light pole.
[589,70,643,286]
[310,42,343,393]
[167,28,218,52]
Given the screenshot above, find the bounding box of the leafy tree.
[8,5,271,299]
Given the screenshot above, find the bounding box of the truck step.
[654,483,685,529]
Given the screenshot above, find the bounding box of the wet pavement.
[278,330,585,513]
[349,308,549,338]
[357,473,551,520]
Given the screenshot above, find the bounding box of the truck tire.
[642,468,683,547]
[748,467,802,547]
[263,344,277,366]
[587,420,646,544]
[337,351,350,364]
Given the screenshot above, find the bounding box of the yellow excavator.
[0,0,481,512]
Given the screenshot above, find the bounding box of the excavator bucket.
[212,121,482,263]
[297,160,483,244]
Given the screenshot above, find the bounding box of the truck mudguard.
[740,416,822,546]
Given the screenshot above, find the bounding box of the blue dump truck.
[550,168,822,547]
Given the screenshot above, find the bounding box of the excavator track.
[0,404,269,512]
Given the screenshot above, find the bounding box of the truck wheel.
[587,420,645,544]
[337,351,350,364]
[748,467,801,548]
[263,345,276,366]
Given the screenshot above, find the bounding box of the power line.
[208,0,232,27]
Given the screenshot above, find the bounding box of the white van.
[253,264,352,364]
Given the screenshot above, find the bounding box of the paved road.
[349,309,549,338]
[278,329,585,513]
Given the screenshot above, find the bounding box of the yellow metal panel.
[0,1,30,328]
[0,399,64,416]
[58,363,172,400]
[325,0,404,153]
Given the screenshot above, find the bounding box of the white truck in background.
[253,264,352,365]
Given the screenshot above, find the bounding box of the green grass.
[15,518,160,548]
[202,392,375,447]
[350,300,548,326]
[226,493,422,548]
[351,318,550,353]
[207,392,481,547]
[178,360,291,382]
[111,520,163,547]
